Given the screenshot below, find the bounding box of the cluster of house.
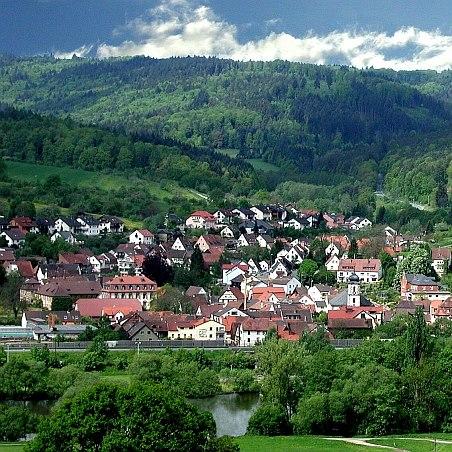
[185,206,372,232]
[0,207,450,344]
[0,214,124,248]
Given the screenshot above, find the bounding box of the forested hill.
[0,105,260,198]
[0,55,450,180]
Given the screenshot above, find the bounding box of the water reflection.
[191,393,259,437]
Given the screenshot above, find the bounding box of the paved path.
[325,436,452,450]
[325,437,406,450]
[391,437,452,444]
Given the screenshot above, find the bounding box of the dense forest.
[0,55,450,210]
[0,105,260,197]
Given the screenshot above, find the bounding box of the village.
[0,205,450,347]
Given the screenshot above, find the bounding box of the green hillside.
[0,55,450,209]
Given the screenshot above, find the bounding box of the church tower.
[347,273,361,307]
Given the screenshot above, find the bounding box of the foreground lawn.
[0,444,25,452]
[369,437,452,452]
[236,436,387,451]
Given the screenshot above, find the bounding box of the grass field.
[368,437,452,451]
[2,435,452,451]
[0,444,24,452]
[5,160,205,201]
[216,148,239,158]
[245,158,280,172]
[237,436,385,451]
[237,435,452,452]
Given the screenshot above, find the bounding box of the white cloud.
[54,44,93,59]
[96,0,452,71]
[265,18,282,27]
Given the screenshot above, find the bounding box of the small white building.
[185,211,216,229]
[326,254,340,272]
[0,229,25,248]
[51,230,77,245]
[129,229,154,245]
[168,319,225,341]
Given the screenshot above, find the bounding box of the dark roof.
[405,274,439,286]
[36,280,102,297]
[4,228,25,240]
[328,318,373,329]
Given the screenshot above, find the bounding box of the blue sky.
[1,0,451,70]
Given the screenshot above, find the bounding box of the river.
[191,393,260,437]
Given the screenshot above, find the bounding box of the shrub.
[247,403,290,436]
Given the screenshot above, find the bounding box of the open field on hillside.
[5,160,205,201]
[245,158,280,172]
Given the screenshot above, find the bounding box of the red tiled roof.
[338,258,381,272]
[251,286,285,296]
[328,318,373,329]
[76,298,142,317]
[241,317,274,332]
[221,287,245,301]
[104,275,157,286]
[222,263,248,271]
[16,260,36,278]
[137,229,154,237]
[0,249,15,262]
[328,305,384,320]
[432,247,451,260]
[202,246,224,266]
[59,253,90,265]
[189,211,215,220]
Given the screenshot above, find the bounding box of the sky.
[1,0,451,70]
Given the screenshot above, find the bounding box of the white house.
[1,229,25,248]
[98,216,124,233]
[231,208,255,220]
[250,206,272,221]
[431,248,451,277]
[129,229,154,245]
[50,230,77,245]
[222,263,248,285]
[308,284,334,303]
[168,319,225,341]
[325,242,340,256]
[284,245,305,264]
[345,217,372,230]
[54,218,79,234]
[272,276,302,295]
[269,259,291,280]
[326,254,340,272]
[237,234,257,247]
[337,259,382,283]
[185,211,216,229]
[220,225,238,239]
[256,234,275,249]
[284,218,305,230]
[237,318,273,346]
[218,287,244,305]
[76,215,101,236]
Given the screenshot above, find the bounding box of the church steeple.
[347,273,361,307]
